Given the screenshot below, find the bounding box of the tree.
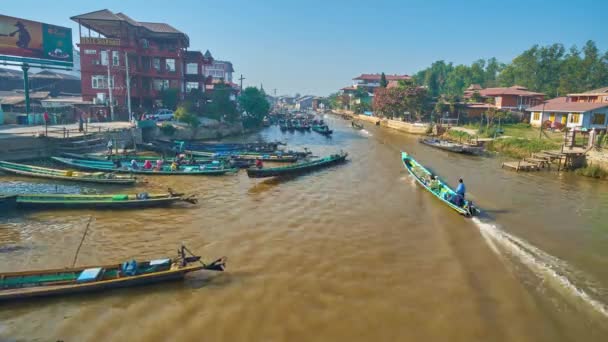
[239,86,270,128]
[373,80,431,121]
[174,101,200,138]
[208,82,238,122]
[161,88,179,110]
[380,72,388,88]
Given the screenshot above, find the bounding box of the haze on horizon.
[2,0,607,96]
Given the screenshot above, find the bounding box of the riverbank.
[331,110,430,135]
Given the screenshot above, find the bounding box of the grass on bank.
[486,137,559,158]
[575,165,608,179]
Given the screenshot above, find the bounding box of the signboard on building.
[80,37,120,46]
[0,14,73,67]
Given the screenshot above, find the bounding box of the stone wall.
[356,115,430,135]
[153,122,244,141]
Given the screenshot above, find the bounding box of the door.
[561,115,567,124]
[549,113,555,122]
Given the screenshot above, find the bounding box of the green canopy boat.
[401,152,478,217]
[13,191,196,210]
[312,125,333,136]
[0,245,225,301]
[0,161,136,185]
[246,152,347,178]
[51,157,237,176]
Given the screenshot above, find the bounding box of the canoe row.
[246,152,348,178]
[0,160,136,185]
[9,192,196,210]
[51,157,237,176]
[401,152,478,217]
[0,245,225,301]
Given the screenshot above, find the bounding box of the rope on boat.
[72,216,94,267]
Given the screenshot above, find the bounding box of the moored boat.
[14,191,197,210]
[312,125,333,136]
[351,121,364,129]
[0,245,225,301]
[401,152,478,217]
[0,161,137,185]
[246,152,347,178]
[51,157,236,176]
[419,138,483,155]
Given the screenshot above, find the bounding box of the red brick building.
[463,85,545,110]
[71,9,202,112]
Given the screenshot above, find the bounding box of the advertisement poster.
[0,14,73,64]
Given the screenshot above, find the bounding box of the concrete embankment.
[331,110,430,135]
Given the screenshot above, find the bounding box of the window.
[166,59,176,72]
[112,51,119,66]
[153,58,161,71]
[186,82,199,92]
[592,113,606,125]
[186,63,198,74]
[570,113,580,123]
[153,79,169,91]
[533,112,540,121]
[549,113,555,122]
[100,50,108,66]
[84,49,96,55]
[91,75,114,89]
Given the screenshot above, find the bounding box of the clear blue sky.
[3,0,608,96]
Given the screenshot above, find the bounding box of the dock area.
[501,160,540,171]
[502,148,588,172]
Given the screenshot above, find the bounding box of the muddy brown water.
[1,115,608,341]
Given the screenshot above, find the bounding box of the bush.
[486,137,558,158]
[159,123,176,136]
[575,165,608,179]
[444,129,473,142]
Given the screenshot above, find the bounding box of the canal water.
[1,115,608,341]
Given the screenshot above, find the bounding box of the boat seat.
[77,267,104,283]
[149,258,171,266]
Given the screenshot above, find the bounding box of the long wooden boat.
[246,152,347,178]
[0,161,136,185]
[174,140,280,153]
[419,138,483,155]
[0,245,225,301]
[51,157,236,176]
[401,152,478,217]
[185,150,299,162]
[61,152,215,164]
[312,125,333,136]
[14,192,196,210]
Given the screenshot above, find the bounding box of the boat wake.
[472,217,608,318]
[360,129,372,137]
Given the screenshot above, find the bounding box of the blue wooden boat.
[312,125,333,136]
[51,157,237,176]
[0,245,225,301]
[401,152,478,217]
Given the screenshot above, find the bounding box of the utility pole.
[239,74,245,92]
[106,50,114,121]
[125,51,132,122]
[22,63,30,116]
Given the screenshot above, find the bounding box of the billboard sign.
[0,14,73,67]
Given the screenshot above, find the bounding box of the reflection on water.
[1,117,608,341]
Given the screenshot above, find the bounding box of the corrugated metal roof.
[526,97,608,112]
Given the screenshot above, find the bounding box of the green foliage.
[327,92,341,109]
[486,137,558,158]
[239,86,270,128]
[159,122,176,136]
[575,165,608,179]
[161,88,179,110]
[353,101,371,114]
[174,101,200,129]
[207,83,238,122]
[414,40,608,98]
[380,72,388,88]
[445,129,473,142]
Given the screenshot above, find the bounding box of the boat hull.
[246,153,347,178]
[0,161,136,185]
[419,138,483,155]
[15,193,185,210]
